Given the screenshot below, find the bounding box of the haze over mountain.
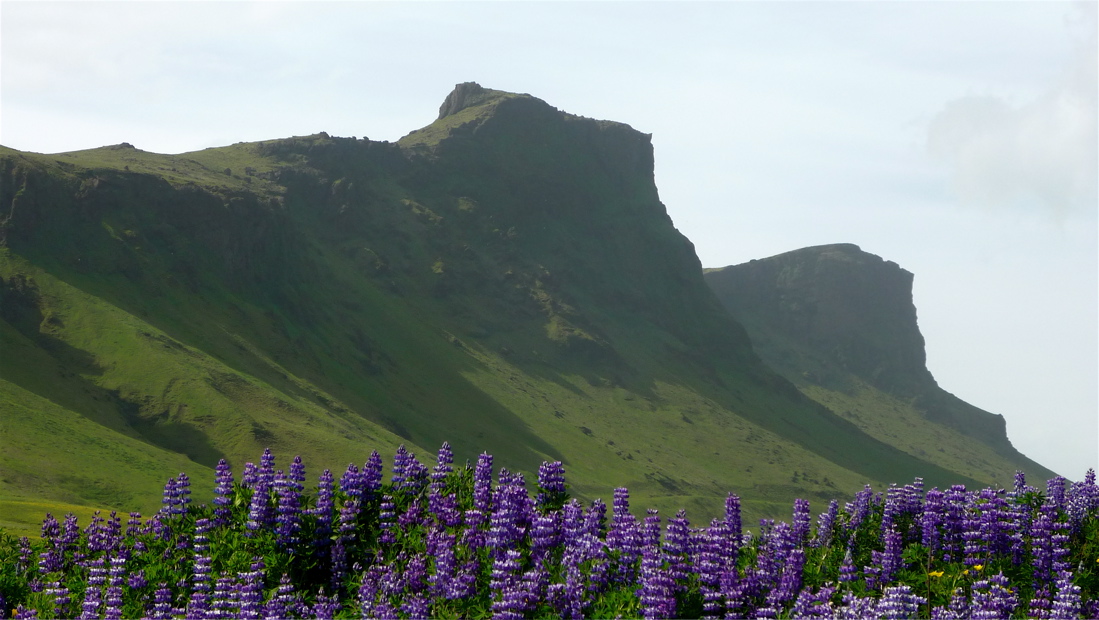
[0,84,1053,535]
[704,244,1055,485]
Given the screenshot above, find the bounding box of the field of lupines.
[1,444,1097,619]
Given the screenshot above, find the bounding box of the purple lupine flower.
[642,509,661,549]
[246,471,273,536]
[427,445,459,526]
[84,511,108,554]
[487,470,532,558]
[607,487,643,583]
[60,513,81,554]
[127,568,147,590]
[378,493,397,545]
[339,463,361,499]
[46,581,71,619]
[792,498,811,547]
[431,442,454,489]
[188,518,213,617]
[310,588,340,620]
[561,499,584,546]
[1046,476,1067,510]
[160,477,178,517]
[405,552,430,595]
[1050,516,1072,577]
[103,555,126,620]
[427,530,458,599]
[176,473,191,514]
[922,487,945,555]
[878,527,903,586]
[391,444,411,488]
[971,571,1019,619]
[313,468,335,550]
[791,584,836,619]
[209,576,238,619]
[38,513,63,574]
[274,470,302,549]
[288,455,306,492]
[831,591,877,619]
[39,511,60,544]
[80,556,106,619]
[838,548,859,584]
[767,548,805,612]
[1066,469,1099,532]
[876,584,927,620]
[1050,571,1081,619]
[758,521,796,593]
[536,460,566,509]
[473,452,494,513]
[401,593,430,619]
[725,493,742,554]
[1012,471,1030,496]
[904,478,925,516]
[265,573,303,620]
[881,485,902,534]
[846,484,874,532]
[14,605,38,619]
[357,563,383,616]
[398,500,426,530]
[125,511,142,539]
[637,546,676,620]
[584,498,607,538]
[693,519,724,618]
[547,581,583,620]
[430,489,463,528]
[16,536,33,574]
[400,448,429,496]
[241,461,258,489]
[663,509,691,587]
[213,459,234,526]
[237,557,265,620]
[150,583,173,620]
[490,549,527,619]
[813,500,839,548]
[362,451,383,501]
[531,512,561,562]
[930,587,970,619]
[258,448,275,487]
[975,487,1010,561]
[1029,587,1053,620]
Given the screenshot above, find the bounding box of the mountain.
[704,243,1056,484]
[0,84,1047,535]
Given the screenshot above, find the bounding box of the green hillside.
[0,84,1042,537]
[704,243,1056,485]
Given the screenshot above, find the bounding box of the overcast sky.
[3,1,1096,479]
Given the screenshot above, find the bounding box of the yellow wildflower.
[974,564,984,571]
[928,571,944,578]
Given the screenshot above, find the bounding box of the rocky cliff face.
[706,244,932,393]
[705,244,1055,479]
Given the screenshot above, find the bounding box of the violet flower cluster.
[1,445,1097,619]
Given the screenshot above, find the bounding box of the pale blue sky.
[2,1,1096,478]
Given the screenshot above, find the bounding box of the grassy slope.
[0,93,1001,533]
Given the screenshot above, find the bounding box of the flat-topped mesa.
[705,243,1056,479]
[706,243,933,393]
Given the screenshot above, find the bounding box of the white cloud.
[927,2,1097,216]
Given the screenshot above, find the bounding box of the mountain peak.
[438,82,495,119]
